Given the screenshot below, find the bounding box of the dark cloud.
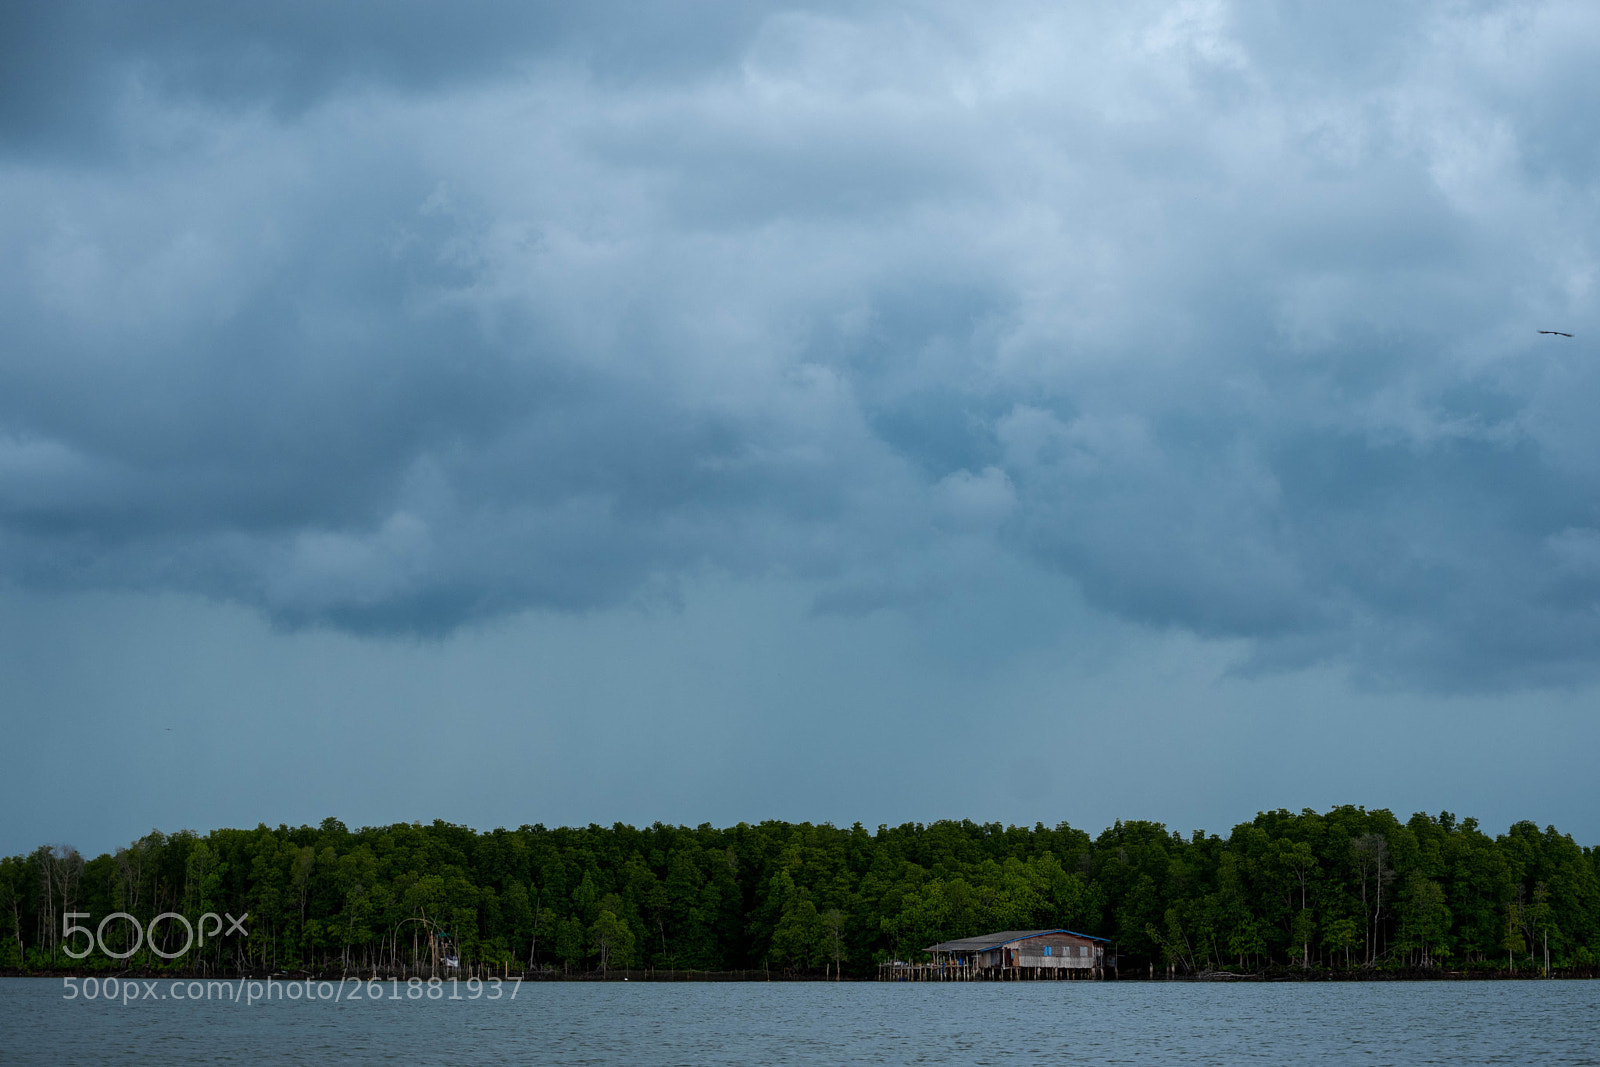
[4,1,1600,687]
[1,1,847,159]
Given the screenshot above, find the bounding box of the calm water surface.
[2,977,1596,1065]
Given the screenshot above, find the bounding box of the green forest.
[4,806,1597,979]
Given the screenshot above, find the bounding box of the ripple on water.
[2,977,1597,1066]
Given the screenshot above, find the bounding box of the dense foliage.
[4,807,1597,977]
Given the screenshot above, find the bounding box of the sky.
[4,0,1600,858]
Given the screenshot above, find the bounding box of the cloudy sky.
[5,0,1600,856]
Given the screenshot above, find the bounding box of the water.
[2,977,1596,1065]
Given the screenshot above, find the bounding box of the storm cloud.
[5,0,1600,689]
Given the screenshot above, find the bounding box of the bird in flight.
[1539,330,1573,337]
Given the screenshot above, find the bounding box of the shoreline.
[6,967,1597,983]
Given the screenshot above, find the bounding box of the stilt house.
[923,929,1111,976]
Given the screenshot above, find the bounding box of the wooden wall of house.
[1012,934,1103,969]
[961,934,1108,970]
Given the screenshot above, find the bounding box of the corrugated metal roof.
[923,928,1109,952]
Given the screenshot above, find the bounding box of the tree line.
[3,806,1597,978]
